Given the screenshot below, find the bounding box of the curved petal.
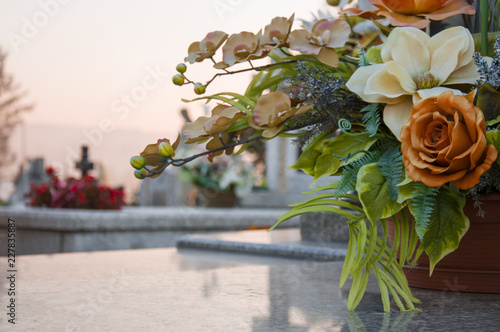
[424,0,475,20]
[288,29,321,55]
[414,86,463,103]
[381,27,430,78]
[346,64,384,101]
[316,47,339,67]
[377,10,431,29]
[185,42,201,64]
[222,31,260,67]
[429,27,474,84]
[383,97,414,140]
[322,20,351,48]
[455,145,498,189]
[262,124,284,138]
[364,66,411,102]
[443,62,478,85]
[384,61,417,93]
[183,116,211,139]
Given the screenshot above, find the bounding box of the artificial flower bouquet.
[130,0,500,311]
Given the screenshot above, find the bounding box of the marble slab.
[1,246,499,331]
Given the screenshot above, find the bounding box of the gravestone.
[8,158,48,206]
[75,145,94,177]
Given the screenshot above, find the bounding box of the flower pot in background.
[388,194,500,293]
[197,188,238,208]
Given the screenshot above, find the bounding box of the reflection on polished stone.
[5,247,500,331]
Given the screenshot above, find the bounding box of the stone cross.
[75,146,94,177]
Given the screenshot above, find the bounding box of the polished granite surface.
[177,228,348,261]
[1,238,499,331]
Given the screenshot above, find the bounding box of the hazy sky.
[0,0,330,200]
[1,0,328,133]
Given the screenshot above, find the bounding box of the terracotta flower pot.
[388,194,500,293]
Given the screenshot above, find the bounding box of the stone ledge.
[177,229,347,261]
[0,206,298,231]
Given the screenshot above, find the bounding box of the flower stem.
[481,0,489,55]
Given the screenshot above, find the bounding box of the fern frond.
[409,183,439,239]
[377,147,404,201]
[358,45,370,67]
[333,151,380,197]
[361,103,381,137]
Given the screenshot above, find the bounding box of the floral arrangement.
[178,148,255,195]
[29,167,125,210]
[130,0,500,311]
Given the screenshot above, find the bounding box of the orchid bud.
[326,0,340,6]
[194,83,206,95]
[134,168,147,180]
[159,141,175,158]
[130,156,146,170]
[176,63,187,73]
[172,74,185,86]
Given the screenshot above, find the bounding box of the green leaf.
[485,130,500,165]
[289,132,332,176]
[397,179,419,204]
[182,95,249,113]
[356,163,404,222]
[477,83,500,122]
[312,133,378,181]
[421,186,470,275]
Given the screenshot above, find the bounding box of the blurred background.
[0,0,330,203]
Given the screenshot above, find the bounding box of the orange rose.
[400,91,498,190]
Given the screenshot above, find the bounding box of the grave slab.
[0,207,298,255]
[3,246,499,331]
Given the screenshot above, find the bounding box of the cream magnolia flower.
[346,26,478,139]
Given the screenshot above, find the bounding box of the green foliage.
[486,130,500,165]
[358,45,370,67]
[377,147,404,201]
[270,169,421,312]
[356,163,405,222]
[333,151,378,198]
[361,103,381,137]
[477,83,500,122]
[291,132,378,181]
[421,186,470,275]
[408,183,439,239]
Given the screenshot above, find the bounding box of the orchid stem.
[143,135,263,177]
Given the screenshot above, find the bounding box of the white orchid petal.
[383,98,414,140]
